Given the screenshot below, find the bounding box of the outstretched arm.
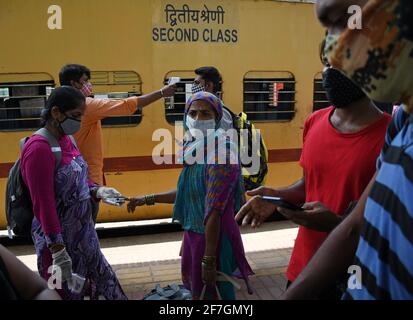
[127,189,177,213]
[137,84,176,108]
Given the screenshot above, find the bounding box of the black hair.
[195,66,222,94]
[40,86,85,126]
[59,64,91,86]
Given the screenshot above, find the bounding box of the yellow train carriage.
[0,0,325,230]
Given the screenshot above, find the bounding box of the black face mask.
[322,68,366,108]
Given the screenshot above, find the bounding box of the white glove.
[96,187,123,206]
[52,247,73,283]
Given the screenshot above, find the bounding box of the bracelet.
[160,89,164,97]
[202,262,216,271]
[202,256,217,264]
[144,194,156,206]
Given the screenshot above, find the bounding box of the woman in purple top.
[20,86,127,300]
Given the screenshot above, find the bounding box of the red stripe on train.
[0,148,302,178]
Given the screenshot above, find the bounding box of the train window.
[243,71,296,121]
[163,71,223,125]
[0,73,55,131]
[313,72,329,112]
[90,71,143,127]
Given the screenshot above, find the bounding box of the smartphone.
[262,196,303,211]
[105,197,129,205]
[168,77,181,85]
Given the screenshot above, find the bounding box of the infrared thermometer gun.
[168,77,181,85]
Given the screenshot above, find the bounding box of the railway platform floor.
[5,220,298,300]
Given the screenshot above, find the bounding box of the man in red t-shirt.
[236,66,391,298]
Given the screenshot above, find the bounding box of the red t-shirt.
[286,107,391,282]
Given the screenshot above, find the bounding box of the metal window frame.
[90,71,143,127]
[0,73,55,132]
[312,71,330,112]
[243,70,296,122]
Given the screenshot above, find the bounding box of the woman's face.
[52,102,87,123]
[187,100,216,121]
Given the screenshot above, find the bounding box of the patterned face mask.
[80,81,93,97]
[323,0,413,113]
[191,82,205,94]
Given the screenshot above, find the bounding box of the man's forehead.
[316,0,367,24]
[191,100,210,107]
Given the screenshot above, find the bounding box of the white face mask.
[185,116,216,138]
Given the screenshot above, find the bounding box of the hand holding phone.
[261,196,303,211]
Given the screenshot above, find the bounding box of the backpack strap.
[68,135,78,149]
[222,105,239,129]
[33,127,62,171]
[19,137,29,152]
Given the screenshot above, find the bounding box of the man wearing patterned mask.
[192,67,234,131]
[236,38,391,299]
[282,0,413,300]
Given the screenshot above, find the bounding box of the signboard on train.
[152,0,240,44]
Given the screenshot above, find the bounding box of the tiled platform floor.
[115,247,291,300]
[7,220,297,300]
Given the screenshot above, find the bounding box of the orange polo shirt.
[73,96,139,185]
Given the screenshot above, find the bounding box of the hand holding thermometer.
[261,196,304,211]
[168,77,181,85]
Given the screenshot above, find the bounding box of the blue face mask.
[59,116,81,135]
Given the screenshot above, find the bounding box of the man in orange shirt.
[59,64,176,186]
